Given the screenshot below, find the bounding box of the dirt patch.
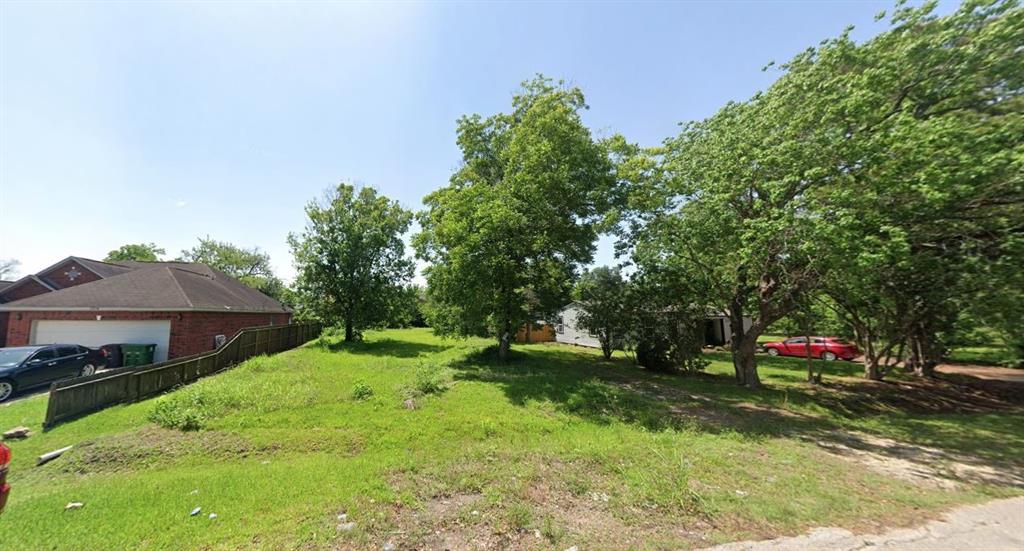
[937,363,1024,384]
[59,426,269,474]
[809,431,1024,490]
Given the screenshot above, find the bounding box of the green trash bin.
[121,344,157,366]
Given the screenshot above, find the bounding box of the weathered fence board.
[43,321,321,428]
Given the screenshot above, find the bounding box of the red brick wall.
[0,279,53,303]
[39,261,102,289]
[171,311,292,358]
[4,310,292,359]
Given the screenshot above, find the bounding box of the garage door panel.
[32,320,171,362]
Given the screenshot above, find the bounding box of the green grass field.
[948,345,1019,367]
[2,328,1021,550]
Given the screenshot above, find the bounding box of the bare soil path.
[708,497,1024,550]
[937,363,1024,384]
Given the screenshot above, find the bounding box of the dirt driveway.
[937,363,1024,384]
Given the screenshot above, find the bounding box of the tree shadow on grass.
[448,343,1024,488]
[321,338,451,358]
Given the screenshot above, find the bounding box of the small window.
[556,324,564,334]
[786,338,807,344]
[57,346,79,358]
[31,348,56,362]
[812,338,826,344]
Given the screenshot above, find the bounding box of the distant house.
[554,303,602,348]
[0,256,291,361]
[553,302,753,349]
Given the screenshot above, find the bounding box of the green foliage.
[289,183,415,341]
[631,309,709,374]
[177,236,285,300]
[405,361,453,397]
[573,266,631,360]
[809,1,1024,377]
[624,0,1024,384]
[351,380,374,401]
[415,75,617,358]
[105,243,165,262]
[389,284,428,328]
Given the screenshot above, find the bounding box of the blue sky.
[1,1,914,282]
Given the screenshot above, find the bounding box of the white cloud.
[174,199,188,208]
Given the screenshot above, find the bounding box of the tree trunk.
[805,328,815,384]
[345,319,355,342]
[498,318,512,361]
[909,334,938,378]
[728,304,762,388]
[728,304,747,385]
[863,336,883,380]
[736,337,761,388]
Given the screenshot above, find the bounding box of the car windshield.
[0,347,38,367]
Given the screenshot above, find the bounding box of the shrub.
[629,309,708,374]
[351,380,374,401]
[400,361,453,399]
[148,389,238,431]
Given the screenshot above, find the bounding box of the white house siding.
[554,303,603,348]
[555,304,754,349]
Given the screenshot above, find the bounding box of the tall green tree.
[289,184,414,341]
[105,243,165,262]
[813,0,1024,378]
[415,76,616,359]
[628,89,831,388]
[626,0,1023,386]
[178,237,285,300]
[573,266,630,360]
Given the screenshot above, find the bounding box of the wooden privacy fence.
[43,321,322,428]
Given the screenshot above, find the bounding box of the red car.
[762,337,859,361]
[0,443,10,513]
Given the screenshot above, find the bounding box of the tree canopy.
[573,266,631,360]
[105,243,165,262]
[289,184,414,341]
[623,0,1023,386]
[414,76,617,359]
[178,237,285,300]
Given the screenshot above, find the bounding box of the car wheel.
[821,351,837,361]
[80,364,96,377]
[766,348,780,356]
[0,380,14,403]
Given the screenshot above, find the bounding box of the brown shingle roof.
[0,263,290,313]
[75,257,136,278]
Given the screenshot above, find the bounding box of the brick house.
[0,257,291,361]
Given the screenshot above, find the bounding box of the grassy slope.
[1,329,1020,550]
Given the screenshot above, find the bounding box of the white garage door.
[32,320,172,362]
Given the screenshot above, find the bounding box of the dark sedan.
[0,344,104,402]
